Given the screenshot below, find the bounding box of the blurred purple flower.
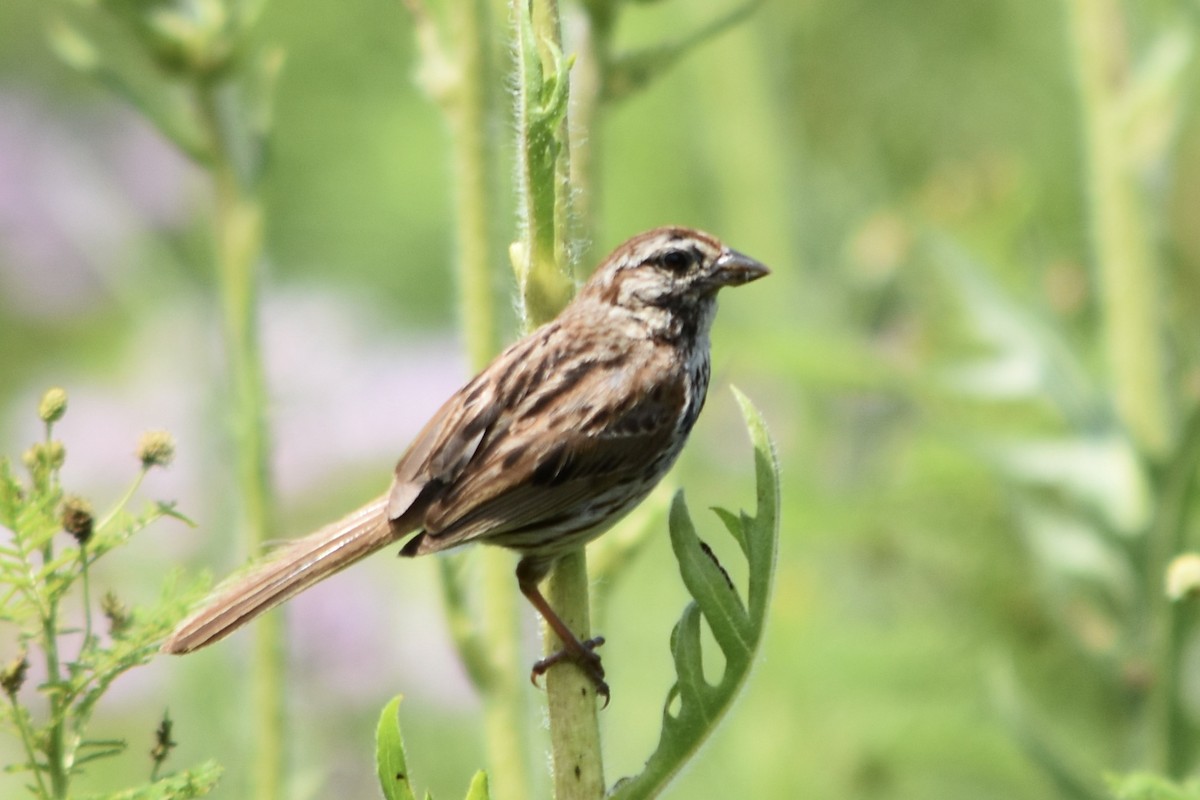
[0,91,191,318]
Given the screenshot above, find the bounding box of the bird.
[162,226,769,701]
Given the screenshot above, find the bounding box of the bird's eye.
[658,249,692,273]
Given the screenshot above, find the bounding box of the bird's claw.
[530,636,609,706]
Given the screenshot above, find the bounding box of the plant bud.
[38,387,68,424]
[137,431,176,469]
[1,650,28,697]
[61,495,95,546]
[1166,553,1200,601]
[23,440,66,476]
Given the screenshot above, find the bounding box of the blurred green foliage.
[3,0,1200,797]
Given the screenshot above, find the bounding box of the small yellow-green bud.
[1,650,29,697]
[23,440,66,475]
[61,495,95,546]
[38,387,68,424]
[1166,553,1200,601]
[137,431,175,469]
[101,591,132,637]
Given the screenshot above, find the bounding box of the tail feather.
[163,494,396,654]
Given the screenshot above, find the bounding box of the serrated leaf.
[76,758,222,799]
[376,695,417,800]
[610,389,779,800]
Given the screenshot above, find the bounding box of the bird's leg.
[516,557,610,704]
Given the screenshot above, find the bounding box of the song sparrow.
[162,226,769,700]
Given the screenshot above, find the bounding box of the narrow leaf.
[668,494,751,658]
[463,771,491,800]
[376,695,417,800]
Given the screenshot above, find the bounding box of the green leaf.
[668,495,750,658]
[1106,772,1200,800]
[602,0,765,103]
[376,695,417,800]
[988,660,1105,800]
[463,771,491,800]
[609,388,779,800]
[77,758,222,799]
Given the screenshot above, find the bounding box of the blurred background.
[2,0,1200,797]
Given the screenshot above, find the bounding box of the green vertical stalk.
[569,2,614,266]
[1145,407,1200,776]
[512,0,575,316]
[407,0,535,794]
[41,605,67,799]
[543,551,605,799]
[1066,0,1172,459]
[1066,0,1182,776]
[512,0,603,796]
[449,0,533,796]
[37,427,69,799]
[448,0,497,370]
[196,77,282,800]
[478,553,528,800]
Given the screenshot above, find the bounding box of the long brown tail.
[162,494,396,654]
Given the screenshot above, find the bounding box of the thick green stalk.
[196,78,283,800]
[406,0,533,794]
[1066,0,1172,459]
[569,2,613,265]
[1066,0,1184,776]
[1146,408,1200,775]
[513,0,575,316]
[543,550,605,799]
[450,0,533,795]
[448,0,497,370]
[512,1,603,797]
[478,551,528,800]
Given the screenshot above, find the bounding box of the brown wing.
[410,341,686,552]
[383,319,556,525]
[385,368,505,525]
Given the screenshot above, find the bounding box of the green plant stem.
[543,550,604,800]
[37,417,70,800]
[40,598,68,799]
[409,0,535,794]
[479,551,528,800]
[7,695,50,799]
[1066,0,1172,459]
[513,0,574,315]
[78,547,93,653]
[96,468,147,532]
[513,0,603,795]
[568,2,612,262]
[1146,406,1200,775]
[195,76,283,800]
[450,0,498,370]
[1067,0,1188,776]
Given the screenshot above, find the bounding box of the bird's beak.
[713,248,771,287]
